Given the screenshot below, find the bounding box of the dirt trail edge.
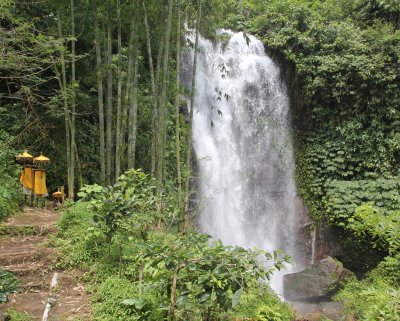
[0,207,91,320]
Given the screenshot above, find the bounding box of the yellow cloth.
[20,167,34,190]
[52,191,64,199]
[34,169,47,195]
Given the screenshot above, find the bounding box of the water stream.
[182,30,303,295]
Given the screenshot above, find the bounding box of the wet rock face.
[293,197,313,267]
[283,256,354,301]
[313,221,345,262]
[293,197,345,265]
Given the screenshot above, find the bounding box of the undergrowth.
[3,309,35,321]
[57,169,294,321]
[334,204,400,320]
[0,131,21,221]
[0,270,20,303]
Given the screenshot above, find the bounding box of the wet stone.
[283,256,354,301]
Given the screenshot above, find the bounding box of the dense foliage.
[0,270,20,303]
[2,0,400,319]
[57,170,294,320]
[0,131,21,219]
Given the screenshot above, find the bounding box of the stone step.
[0,235,56,263]
[4,263,51,277]
[0,225,57,237]
[0,250,41,265]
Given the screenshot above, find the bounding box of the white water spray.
[182,30,301,295]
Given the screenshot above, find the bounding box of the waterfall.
[182,30,301,295]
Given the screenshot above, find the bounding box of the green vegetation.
[0,132,21,220]
[0,270,20,303]
[57,170,294,320]
[335,258,400,320]
[331,204,400,319]
[2,309,35,321]
[1,0,400,319]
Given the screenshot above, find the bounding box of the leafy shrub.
[0,270,20,303]
[323,178,400,226]
[124,231,290,320]
[334,204,400,320]
[92,276,163,321]
[227,286,293,321]
[346,204,400,255]
[336,272,400,321]
[0,131,21,220]
[58,201,94,235]
[77,169,159,246]
[57,202,104,268]
[58,169,293,321]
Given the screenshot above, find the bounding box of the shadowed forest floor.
[0,208,91,320]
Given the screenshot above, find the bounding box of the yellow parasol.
[16,150,33,161]
[33,153,50,165]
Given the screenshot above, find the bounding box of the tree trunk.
[152,37,164,182]
[142,1,158,178]
[168,267,180,321]
[115,0,123,178]
[157,0,174,191]
[121,2,135,173]
[106,0,113,185]
[70,0,76,198]
[127,0,138,169]
[57,11,72,199]
[174,0,182,209]
[93,0,105,186]
[153,14,165,188]
[184,0,202,229]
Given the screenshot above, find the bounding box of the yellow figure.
[20,167,34,191]
[34,169,48,195]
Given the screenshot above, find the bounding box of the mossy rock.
[283,257,354,301]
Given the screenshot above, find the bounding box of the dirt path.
[0,208,91,320]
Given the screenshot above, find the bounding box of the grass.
[3,309,35,321]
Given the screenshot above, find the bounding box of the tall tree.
[115,0,123,178]
[184,0,202,228]
[121,0,135,173]
[57,10,72,198]
[152,28,165,181]
[142,0,158,178]
[93,0,105,186]
[70,0,76,198]
[175,0,182,207]
[106,0,113,185]
[127,0,139,169]
[156,0,174,191]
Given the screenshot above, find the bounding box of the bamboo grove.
[79,0,202,206]
[0,0,213,212]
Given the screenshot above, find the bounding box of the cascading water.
[182,30,302,295]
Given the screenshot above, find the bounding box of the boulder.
[283,256,353,301]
